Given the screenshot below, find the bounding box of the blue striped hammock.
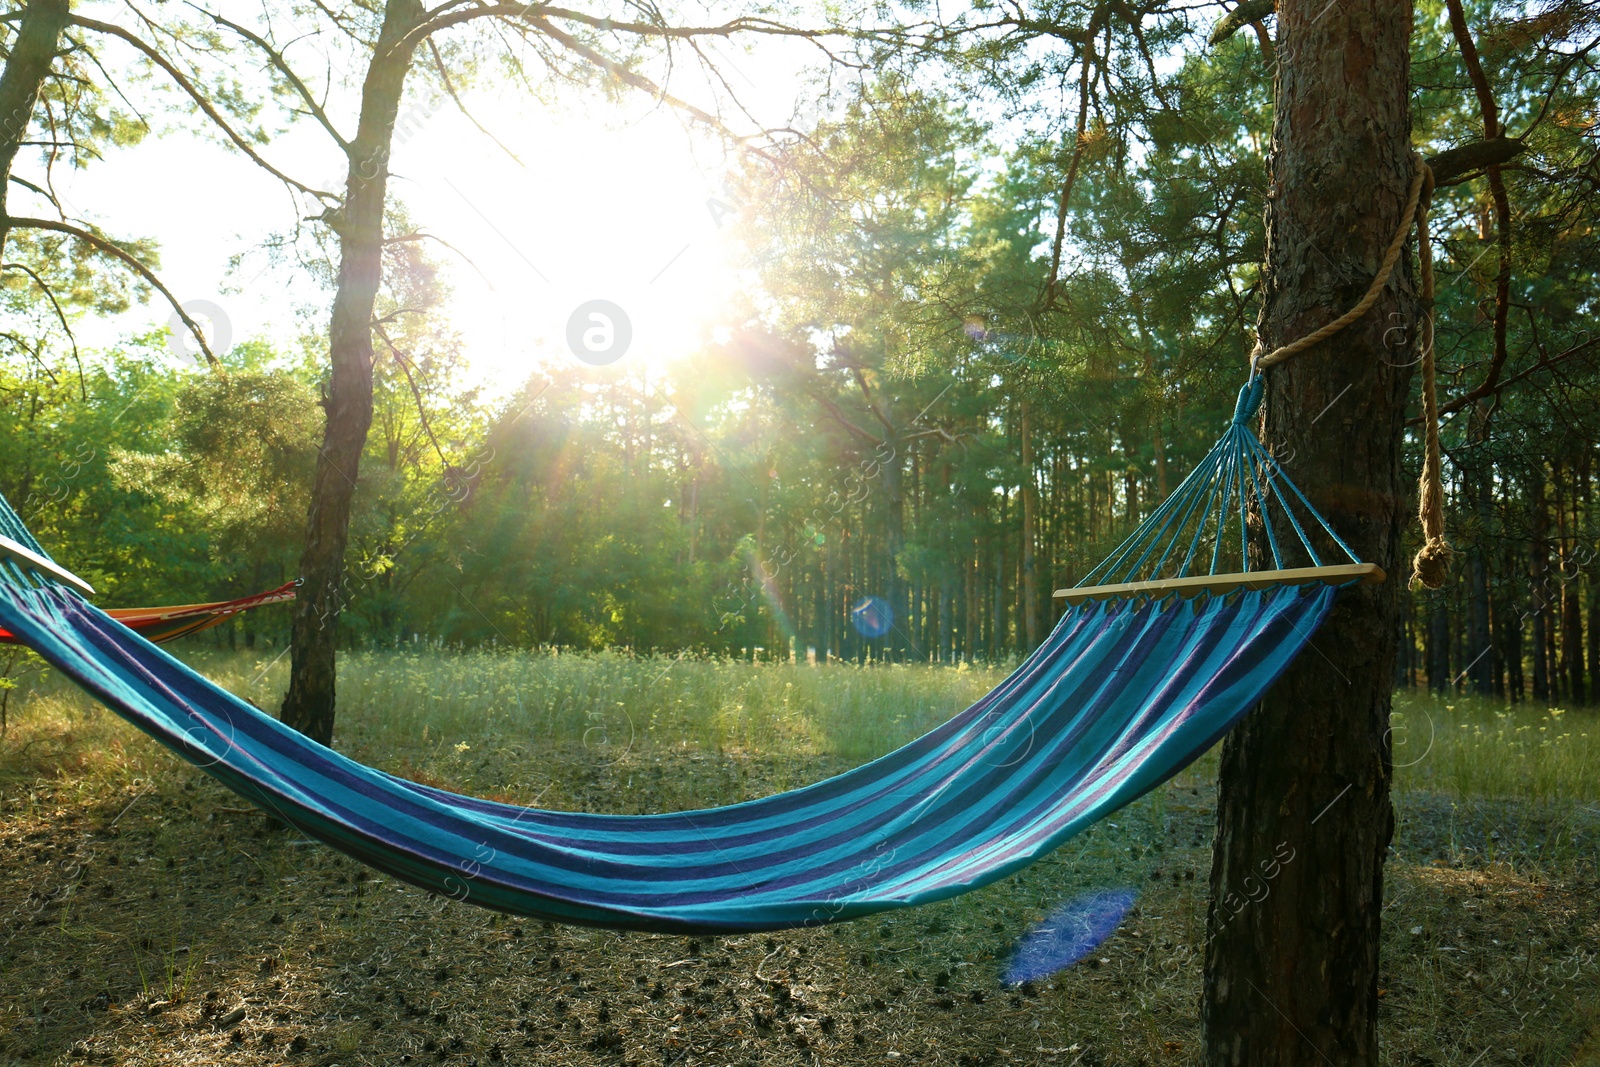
[0,380,1375,933]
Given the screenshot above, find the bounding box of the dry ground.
[7,728,1600,1067]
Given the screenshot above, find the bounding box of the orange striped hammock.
[0,581,297,645]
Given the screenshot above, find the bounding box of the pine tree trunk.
[1467,434,1493,694]
[1532,471,1550,702]
[281,0,426,745]
[934,579,947,662]
[882,442,905,662]
[1020,399,1041,649]
[1547,604,1562,701]
[1201,3,1415,1063]
[0,0,70,257]
[1564,575,1585,704]
[1587,573,1599,706]
[823,538,836,660]
[985,550,998,659]
[1506,542,1526,701]
[1450,579,1465,690]
[1586,453,1598,703]
[1491,599,1505,697]
[964,550,979,662]
[1428,600,1450,693]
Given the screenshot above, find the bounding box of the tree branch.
[1424,136,1525,186]
[8,215,218,366]
[1043,38,1094,307]
[385,229,496,288]
[68,15,334,199]
[0,0,71,257]
[7,173,61,213]
[374,323,449,467]
[185,3,352,152]
[1445,0,1512,407]
[805,384,883,447]
[400,3,838,55]
[525,15,777,163]
[847,365,898,439]
[1413,334,1600,425]
[1208,0,1274,47]
[0,329,59,385]
[2,260,82,398]
[426,37,523,166]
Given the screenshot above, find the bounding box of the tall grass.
[0,648,1010,803]
[4,647,1598,808]
[1392,689,1600,803]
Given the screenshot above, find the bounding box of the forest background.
[1,0,1595,705]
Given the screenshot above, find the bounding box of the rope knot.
[1410,538,1453,591]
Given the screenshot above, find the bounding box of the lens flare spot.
[1003,888,1138,986]
[850,596,893,639]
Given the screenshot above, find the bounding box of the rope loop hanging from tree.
[1247,150,1451,590]
[1409,161,1451,591]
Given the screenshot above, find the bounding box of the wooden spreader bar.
[1053,562,1385,606]
[0,533,96,597]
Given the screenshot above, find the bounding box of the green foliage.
[111,361,320,562]
[0,0,1592,686]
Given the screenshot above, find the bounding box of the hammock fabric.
[0,379,1369,933]
[0,582,296,646]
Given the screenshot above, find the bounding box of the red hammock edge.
[0,581,298,646]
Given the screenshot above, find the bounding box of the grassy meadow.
[5,649,1600,1066]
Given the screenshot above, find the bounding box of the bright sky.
[42,27,826,394]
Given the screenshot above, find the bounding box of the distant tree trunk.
[1555,462,1581,703]
[985,543,998,659]
[1451,578,1465,689]
[1564,570,1585,704]
[1134,300,1168,500]
[686,466,700,564]
[1428,600,1450,694]
[882,442,906,662]
[1507,613,1525,701]
[1201,3,1414,1064]
[1020,398,1041,649]
[1393,602,1411,688]
[1504,544,1525,701]
[1562,462,1587,702]
[1548,606,1562,700]
[1585,451,1598,703]
[1532,471,1550,702]
[822,538,836,660]
[936,580,950,663]
[1587,578,1599,705]
[0,0,70,258]
[281,0,426,746]
[1467,427,1493,694]
[1490,599,1505,697]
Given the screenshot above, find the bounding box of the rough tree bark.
[0,0,71,257]
[280,0,426,745]
[1201,3,1418,1064]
